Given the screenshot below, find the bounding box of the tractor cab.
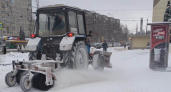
[36,4,87,37]
[30,5,88,60]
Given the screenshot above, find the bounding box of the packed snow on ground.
[0,47,171,92]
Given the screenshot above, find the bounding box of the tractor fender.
[60,36,75,51]
[25,37,41,51]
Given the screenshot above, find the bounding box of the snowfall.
[0,47,171,92]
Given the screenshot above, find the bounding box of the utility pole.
[136,23,138,35]
[36,0,39,9]
[146,18,148,35]
[0,23,3,43]
[140,17,143,35]
[0,28,2,43]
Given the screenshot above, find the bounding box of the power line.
[117,16,152,19]
[37,0,54,6]
[33,0,55,8]
[94,9,152,11]
[34,0,152,11]
[39,2,48,6]
[120,20,152,21]
[40,0,52,4]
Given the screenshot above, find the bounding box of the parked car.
[93,43,102,49]
[114,42,121,47]
[107,42,112,47]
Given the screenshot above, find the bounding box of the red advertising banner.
[151,25,168,50]
[149,24,170,70]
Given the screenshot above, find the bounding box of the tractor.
[5,4,112,92]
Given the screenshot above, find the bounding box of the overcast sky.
[32,0,153,34]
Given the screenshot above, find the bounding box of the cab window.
[39,12,66,36]
[68,11,78,34]
[77,14,85,34]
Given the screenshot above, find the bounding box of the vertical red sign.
[150,24,169,70]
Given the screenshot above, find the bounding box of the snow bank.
[0,52,29,64]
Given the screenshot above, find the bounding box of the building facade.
[153,0,168,22]
[129,35,150,49]
[0,0,32,37]
[86,12,121,43]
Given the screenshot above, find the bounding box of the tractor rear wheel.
[64,41,89,70]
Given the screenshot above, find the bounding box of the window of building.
[7,26,9,33]
[11,0,15,4]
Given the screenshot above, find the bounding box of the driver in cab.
[52,14,65,32]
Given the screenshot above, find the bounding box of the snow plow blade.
[100,51,112,68]
[92,51,112,70]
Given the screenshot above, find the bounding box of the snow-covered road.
[0,47,171,92]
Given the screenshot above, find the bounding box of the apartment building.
[0,0,32,37]
[86,12,121,43]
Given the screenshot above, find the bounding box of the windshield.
[39,12,66,36]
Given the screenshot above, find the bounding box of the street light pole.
[0,23,3,43]
[0,29,2,43]
[136,23,138,35]
[146,18,148,34]
[36,0,39,9]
